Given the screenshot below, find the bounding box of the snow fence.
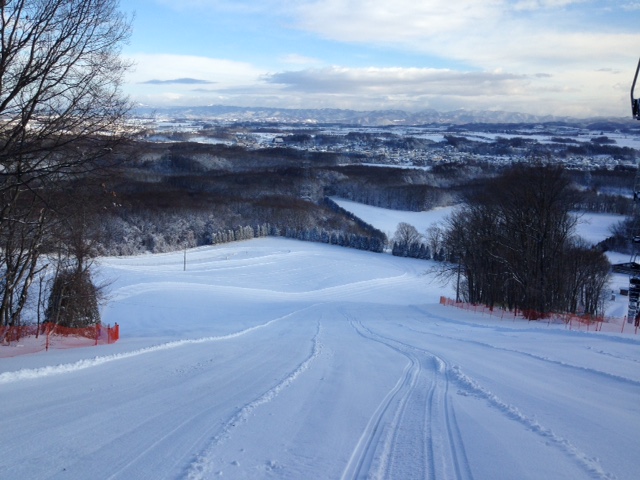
[0,323,119,358]
[439,296,636,334]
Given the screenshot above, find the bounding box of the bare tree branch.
[0,0,132,327]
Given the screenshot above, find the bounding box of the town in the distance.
[133,105,640,173]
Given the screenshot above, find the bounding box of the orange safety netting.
[439,296,631,334]
[0,323,119,358]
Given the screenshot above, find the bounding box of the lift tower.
[624,58,640,323]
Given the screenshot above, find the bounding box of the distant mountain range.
[133,104,636,127]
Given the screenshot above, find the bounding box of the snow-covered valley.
[1,231,639,479]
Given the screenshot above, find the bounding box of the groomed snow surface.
[2,220,639,479]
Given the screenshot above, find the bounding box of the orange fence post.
[107,323,119,343]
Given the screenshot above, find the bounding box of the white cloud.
[126,53,264,86]
[278,54,323,66]
[154,64,618,116]
[256,65,628,116]
[124,53,267,106]
[513,0,587,10]
[293,0,503,43]
[288,1,638,72]
[264,67,529,96]
[123,56,631,116]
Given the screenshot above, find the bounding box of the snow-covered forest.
[60,138,636,258]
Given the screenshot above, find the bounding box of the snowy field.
[332,197,624,246]
[332,197,454,238]
[1,209,639,479]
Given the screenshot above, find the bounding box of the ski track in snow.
[346,315,617,480]
[449,367,616,480]
[0,307,314,385]
[385,317,618,480]
[184,321,323,480]
[585,345,640,364]
[342,316,473,480]
[398,319,640,388]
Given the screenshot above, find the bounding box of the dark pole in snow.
[456,261,461,303]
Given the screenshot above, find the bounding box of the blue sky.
[121,1,640,118]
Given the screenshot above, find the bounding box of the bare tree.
[391,222,422,257]
[393,222,421,245]
[425,225,445,261]
[441,163,610,316]
[0,0,132,328]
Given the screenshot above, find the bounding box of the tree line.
[196,220,385,254]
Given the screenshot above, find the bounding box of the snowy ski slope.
[0,230,638,479]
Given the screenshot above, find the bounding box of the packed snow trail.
[0,307,311,385]
[1,239,639,479]
[2,307,326,479]
[345,316,474,480]
[351,307,625,480]
[185,319,324,479]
